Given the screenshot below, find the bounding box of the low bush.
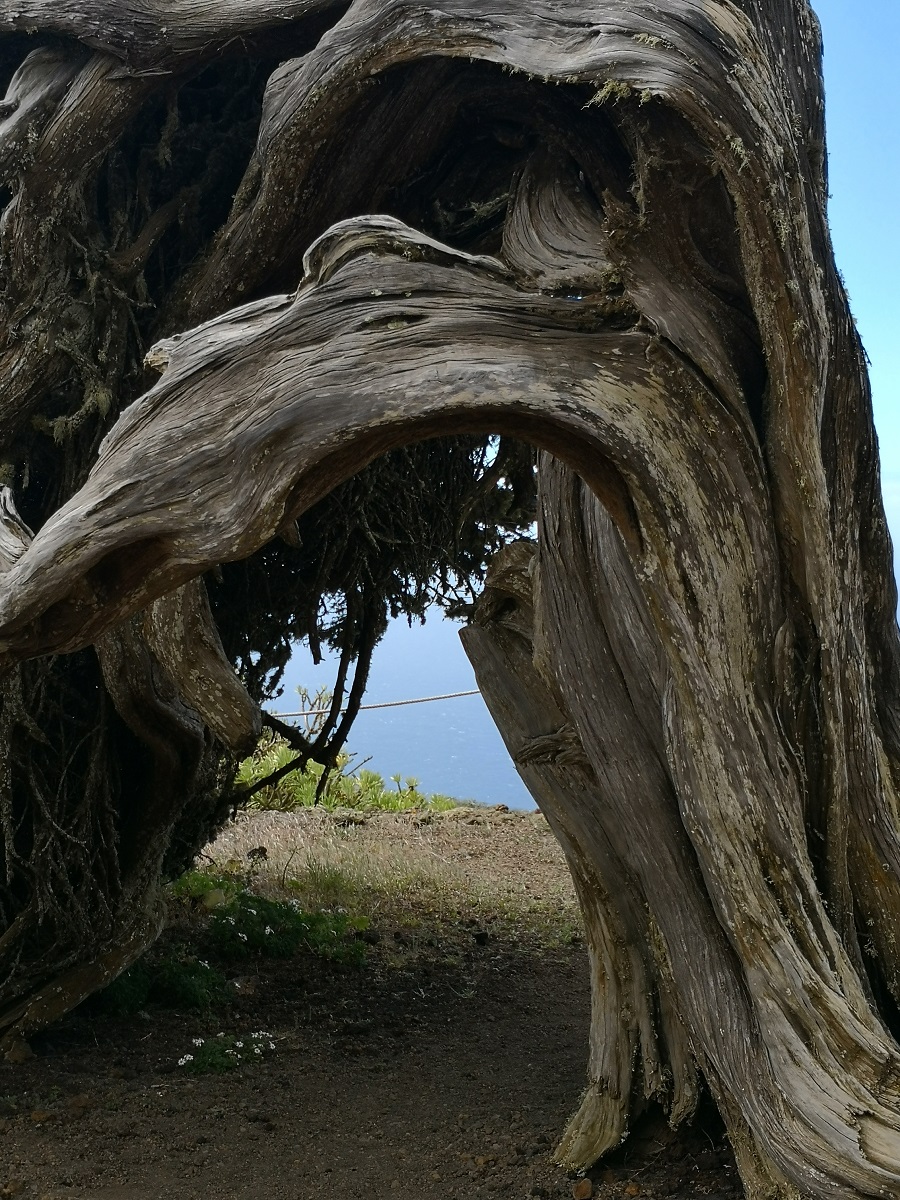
[96,869,368,1015]
[207,891,369,965]
[176,1030,277,1073]
[235,731,459,814]
[98,951,228,1015]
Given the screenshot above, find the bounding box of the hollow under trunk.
[3,2,900,1196]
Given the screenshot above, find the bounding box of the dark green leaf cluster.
[211,434,536,702]
[98,950,228,1015]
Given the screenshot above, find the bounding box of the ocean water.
[273,613,536,810]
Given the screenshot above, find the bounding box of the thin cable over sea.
[268,689,480,719]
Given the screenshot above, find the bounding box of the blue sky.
[814,0,900,536]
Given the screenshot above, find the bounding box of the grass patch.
[97,784,581,1022]
[207,806,582,958]
[169,868,244,904]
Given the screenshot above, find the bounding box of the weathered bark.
[461,541,701,1169]
[2,2,900,1196]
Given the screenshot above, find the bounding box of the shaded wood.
[142,580,261,754]
[461,542,700,1170]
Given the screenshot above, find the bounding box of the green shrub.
[168,869,243,903]
[98,960,156,1014]
[98,884,366,1015]
[153,954,229,1009]
[99,951,228,1014]
[235,727,460,814]
[206,892,368,965]
[176,1030,277,1074]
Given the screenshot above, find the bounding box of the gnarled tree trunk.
[2,2,899,1196]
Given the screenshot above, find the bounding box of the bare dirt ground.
[1,807,743,1200]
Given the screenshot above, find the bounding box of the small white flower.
[177,1054,194,1066]
[237,932,247,941]
[192,1037,204,1046]
[235,1041,243,1048]
[254,1046,262,1055]
[226,917,236,926]
[268,1041,276,1051]
[264,926,273,935]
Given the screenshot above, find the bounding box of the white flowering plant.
[176,1030,278,1074]
[207,891,369,964]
